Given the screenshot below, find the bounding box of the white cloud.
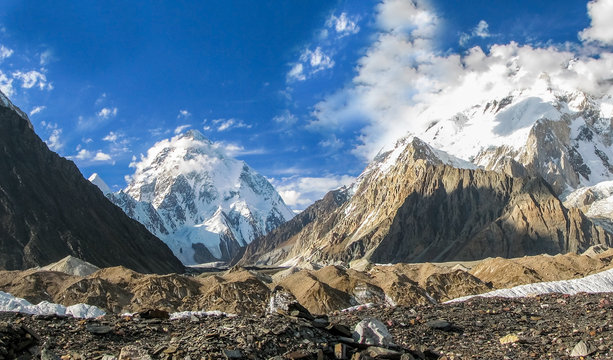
[311,0,613,163]
[288,47,335,82]
[73,149,113,163]
[12,70,52,90]
[319,135,344,150]
[174,124,192,134]
[0,71,14,96]
[459,20,491,46]
[97,107,118,119]
[287,63,305,81]
[474,20,490,38]
[29,106,46,116]
[326,12,360,37]
[46,128,63,152]
[580,0,613,45]
[271,175,355,209]
[93,152,112,161]
[273,110,298,124]
[212,118,251,132]
[39,49,53,66]
[102,131,119,142]
[217,142,267,157]
[177,109,191,119]
[0,45,13,61]
[75,149,92,160]
[301,47,335,73]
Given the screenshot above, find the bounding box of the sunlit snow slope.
[106,130,294,265]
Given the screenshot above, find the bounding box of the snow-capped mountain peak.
[109,130,294,265]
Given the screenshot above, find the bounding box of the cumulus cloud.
[271,175,355,209]
[29,106,46,116]
[459,20,491,46]
[326,12,360,37]
[93,152,112,161]
[174,124,192,134]
[310,0,613,162]
[0,71,14,96]
[75,149,92,160]
[288,47,335,82]
[46,128,63,152]
[287,10,359,82]
[73,149,113,163]
[102,131,119,142]
[12,70,52,90]
[97,107,118,119]
[580,0,613,45]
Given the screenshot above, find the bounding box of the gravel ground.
[1,292,612,359]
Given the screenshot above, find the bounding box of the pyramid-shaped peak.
[180,129,210,143]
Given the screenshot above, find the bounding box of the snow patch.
[448,267,613,303]
[0,291,105,318]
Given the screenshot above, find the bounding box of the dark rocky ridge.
[0,94,184,274]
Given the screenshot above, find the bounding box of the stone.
[118,345,152,360]
[85,324,113,335]
[426,320,452,331]
[366,346,402,359]
[223,349,243,359]
[499,334,520,345]
[353,318,394,346]
[570,340,595,357]
[334,343,348,359]
[285,350,312,359]
[138,309,170,320]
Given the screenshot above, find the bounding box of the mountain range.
[238,85,613,267]
[0,91,184,274]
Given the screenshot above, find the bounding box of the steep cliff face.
[236,188,349,266]
[240,137,611,266]
[0,92,184,274]
[108,130,295,265]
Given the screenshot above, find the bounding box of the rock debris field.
[2,292,613,360]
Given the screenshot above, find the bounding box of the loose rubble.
[1,292,612,359]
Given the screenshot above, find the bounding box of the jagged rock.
[239,137,611,267]
[352,318,394,346]
[0,91,184,274]
[570,340,595,357]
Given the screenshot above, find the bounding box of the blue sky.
[0,0,610,210]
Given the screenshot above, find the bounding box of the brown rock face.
[239,137,612,266]
[0,94,184,274]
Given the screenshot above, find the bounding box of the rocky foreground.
[2,292,613,359]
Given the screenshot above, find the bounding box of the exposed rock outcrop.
[239,137,612,267]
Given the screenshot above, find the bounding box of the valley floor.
[2,292,612,359]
